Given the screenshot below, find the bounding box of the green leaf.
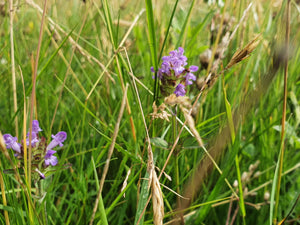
[150,137,168,148]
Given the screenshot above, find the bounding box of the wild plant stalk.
[9,0,18,139]
[273,0,291,223]
[27,0,47,223]
[172,109,183,223]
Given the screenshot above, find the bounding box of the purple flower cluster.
[151,47,198,96]
[3,120,67,180]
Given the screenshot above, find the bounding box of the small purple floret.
[174,84,186,96]
[35,168,45,179]
[32,120,42,134]
[46,131,67,150]
[189,65,199,72]
[185,72,197,85]
[45,150,58,166]
[26,132,39,147]
[3,134,21,153]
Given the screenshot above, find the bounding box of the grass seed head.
[226,35,261,69]
[151,169,164,225]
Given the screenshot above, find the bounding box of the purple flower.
[46,131,67,150]
[26,132,39,147]
[32,120,42,134]
[189,65,198,72]
[174,84,186,96]
[44,150,58,166]
[151,47,198,96]
[185,73,197,85]
[3,134,21,153]
[35,168,45,179]
[162,47,187,77]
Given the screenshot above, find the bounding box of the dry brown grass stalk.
[121,168,131,198]
[9,0,18,139]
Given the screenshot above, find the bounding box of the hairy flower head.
[151,47,198,96]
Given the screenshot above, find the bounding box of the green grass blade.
[175,0,196,48]
[134,170,149,225]
[186,10,213,55]
[101,0,116,48]
[270,139,285,225]
[91,156,108,225]
[222,77,246,219]
[145,0,158,101]
[158,0,179,61]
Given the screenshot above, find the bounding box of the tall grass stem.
[273,0,291,223]
[9,0,18,139]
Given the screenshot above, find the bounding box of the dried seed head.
[233,179,238,188]
[254,171,261,178]
[196,76,206,91]
[151,169,164,225]
[226,35,261,69]
[264,191,270,201]
[164,94,192,109]
[243,187,249,196]
[191,102,201,118]
[150,102,172,122]
[241,171,249,183]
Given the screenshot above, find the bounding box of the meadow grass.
[0,0,300,224]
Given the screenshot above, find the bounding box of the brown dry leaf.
[226,35,261,69]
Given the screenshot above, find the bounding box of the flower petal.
[174,84,186,96]
[189,65,199,72]
[3,134,21,153]
[32,120,42,133]
[47,131,67,150]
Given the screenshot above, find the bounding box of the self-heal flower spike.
[3,134,21,153]
[3,120,67,182]
[44,150,58,166]
[151,47,199,96]
[46,131,67,151]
